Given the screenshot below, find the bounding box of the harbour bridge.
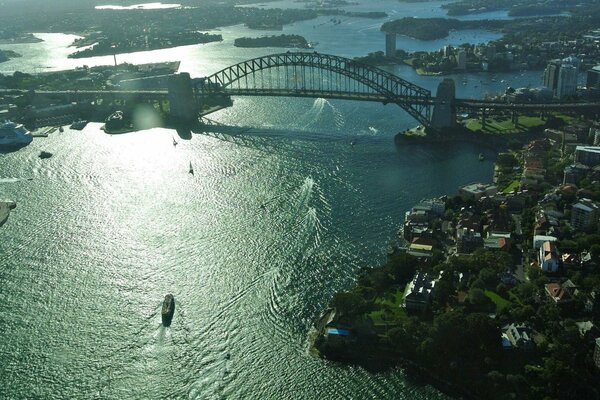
[11,52,600,130]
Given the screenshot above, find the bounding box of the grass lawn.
[502,179,520,193]
[508,289,524,306]
[370,285,410,326]
[485,290,512,312]
[465,113,577,135]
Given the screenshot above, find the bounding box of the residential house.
[502,323,536,351]
[545,280,577,303]
[539,241,560,273]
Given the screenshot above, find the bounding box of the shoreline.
[309,126,529,398]
[394,126,537,151]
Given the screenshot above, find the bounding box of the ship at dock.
[0,121,33,148]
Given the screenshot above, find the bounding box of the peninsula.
[234,35,310,49]
[313,115,600,399]
[69,32,223,58]
[0,50,22,64]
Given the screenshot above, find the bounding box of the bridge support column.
[385,33,396,58]
[481,108,487,128]
[168,73,198,123]
[430,79,456,131]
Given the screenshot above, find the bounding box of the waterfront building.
[459,183,498,201]
[543,60,562,93]
[571,198,600,231]
[385,33,396,58]
[575,146,600,167]
[404,271,439,312]
[557,65,578,99]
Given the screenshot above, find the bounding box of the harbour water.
[0,1,546,398]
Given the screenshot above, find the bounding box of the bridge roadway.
[4,88,599,113]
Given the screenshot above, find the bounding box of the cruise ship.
[0,121,33,147]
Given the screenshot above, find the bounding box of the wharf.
[198,105,230,117]
[31,126,57,137]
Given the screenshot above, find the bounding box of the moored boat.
[0,120,33,148]
[162,294,175,326]
[70,120,88,130]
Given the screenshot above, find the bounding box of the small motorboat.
[478,153,484,161]
[350,140,356,146]
[189,162,194,175]
[39,151,53,159]
[161,294,175,327]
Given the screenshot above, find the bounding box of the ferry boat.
[161,294,175,327]
[0,121,33,148]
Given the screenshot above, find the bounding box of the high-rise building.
[587,65,600,89]
[543,60,562,92]
[571,198,600,231]
[557,65,578,99]
[457,49,467,70]
[385,33,396,58]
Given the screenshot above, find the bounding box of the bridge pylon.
[168,73,198,123]
[430,79,457,131]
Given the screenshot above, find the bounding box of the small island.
[234,35,310,49]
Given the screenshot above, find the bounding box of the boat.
[39,151,53,159]
[189,162,194,175]
[0,121,33,148]
[173,137,178,147]
[478,153,484,161]
[103,111,132,134]
[70,120,88,130]
[161,294,175,327]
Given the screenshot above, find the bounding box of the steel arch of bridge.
[196,52,432,126]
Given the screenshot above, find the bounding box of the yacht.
[0,121,33,147]
[162,294,175,327]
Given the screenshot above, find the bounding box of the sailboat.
[189,162,194,175]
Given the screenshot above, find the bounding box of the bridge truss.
[195,52,433,126]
